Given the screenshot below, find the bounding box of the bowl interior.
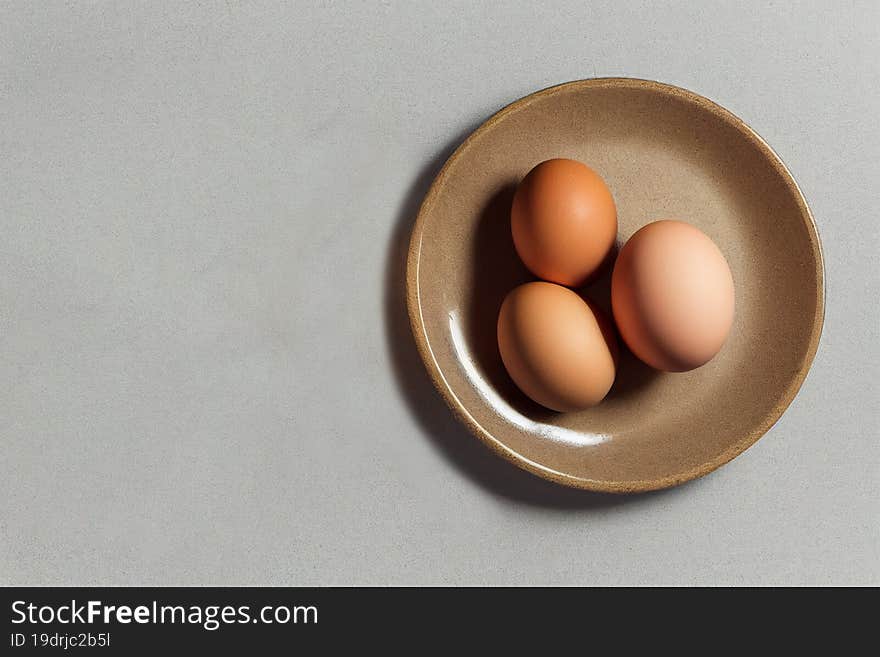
[407,79,823,491]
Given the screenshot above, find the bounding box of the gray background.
[2,1,878,586]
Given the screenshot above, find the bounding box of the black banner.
[3,586,864,651]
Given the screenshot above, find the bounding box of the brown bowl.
[406,78,824,493]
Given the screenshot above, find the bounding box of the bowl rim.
[405,77,826,494]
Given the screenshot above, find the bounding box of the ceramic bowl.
[406,78,824,493]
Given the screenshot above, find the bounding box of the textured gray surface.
[1,1,878,586]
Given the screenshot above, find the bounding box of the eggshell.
[511,159,617,287]
[611,220,735,372]
[497,281,618,412]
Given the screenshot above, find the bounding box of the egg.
[611,220,735,372]
[497,281,618,412]
[511,159,617,287]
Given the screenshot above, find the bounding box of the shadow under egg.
[463,182,562,422]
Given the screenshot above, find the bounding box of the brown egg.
[497,281,618,412]
[511,158,617,287]
[611,220,735,372]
